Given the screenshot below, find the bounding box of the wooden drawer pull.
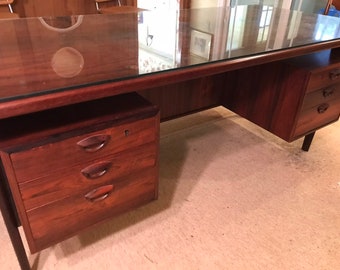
[81,161,112,179]
[329,69,340,80]
[323,87,335,98]
[317,103,329,114]
[77,134,110,152]
[85,185,114,202]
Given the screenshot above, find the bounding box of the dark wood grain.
[9,117,157,182]
[139,74,225,120]
[221,51,340,142]
[295,98,340,137]
[28,167,157,252]
[19,143,157,210]
[1,6,340,267]
[0,93,157,149]
[0,92,159,253]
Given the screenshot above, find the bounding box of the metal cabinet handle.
[317,103,330,114]
[85,185,114,202]
[329,69,340,80]
[81,161,112,179]
[77,134,110,152]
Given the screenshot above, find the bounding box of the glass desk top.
[1,4,340,102]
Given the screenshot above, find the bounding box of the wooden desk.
[1,6,340,269]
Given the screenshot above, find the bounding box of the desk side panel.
[221,61,307,142]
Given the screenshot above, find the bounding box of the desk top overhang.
[1,5,340,118]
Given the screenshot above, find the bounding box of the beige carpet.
[1,107,340,270]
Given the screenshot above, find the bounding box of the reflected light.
[39,15,84,33]
[314,15,340,41]
[51,47,84,78]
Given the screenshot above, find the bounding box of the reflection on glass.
[39,15,84,32]
[224,4,340,58]
[227,5,247,52]
[190,30,212,60]
[51,47,84,78]
[257,5,273,43]
[226,4,278,57]
[4,4,340,102]
[138,0,179,74]
[314,15,340,41]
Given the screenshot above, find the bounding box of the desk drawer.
[307,65,340,93]
[302,84,340,110]
[19,143,157,210]
[26,168,157,252]
[294,97,340,137]
[11,116,157,183]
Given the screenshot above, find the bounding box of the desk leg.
[0,181,30,270]
[301,132,315,152]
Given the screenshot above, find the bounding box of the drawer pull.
[323,87,335,98]
[85,185,114,202]
[81,161,112,179]
[329,69,340,80]
[317,103,330,114]
[77,134,110,152]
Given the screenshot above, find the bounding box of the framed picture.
[190,29,213,60]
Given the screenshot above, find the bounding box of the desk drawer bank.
[222,50,340,150]
[0,92,159,253]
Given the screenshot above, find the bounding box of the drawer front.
[302,84,340,110]
[19,143,157,210]
[11,116,158,183]
[294,98,340,138]
[307,66,340,93]
[25,168,157,252]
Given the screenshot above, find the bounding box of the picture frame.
[190,29,213,60]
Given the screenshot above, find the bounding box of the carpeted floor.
[1,107,340,270]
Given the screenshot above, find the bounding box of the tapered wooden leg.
[302,132,316,152]
[0,179,30,270]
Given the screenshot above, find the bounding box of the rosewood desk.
[1,5,340,269]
